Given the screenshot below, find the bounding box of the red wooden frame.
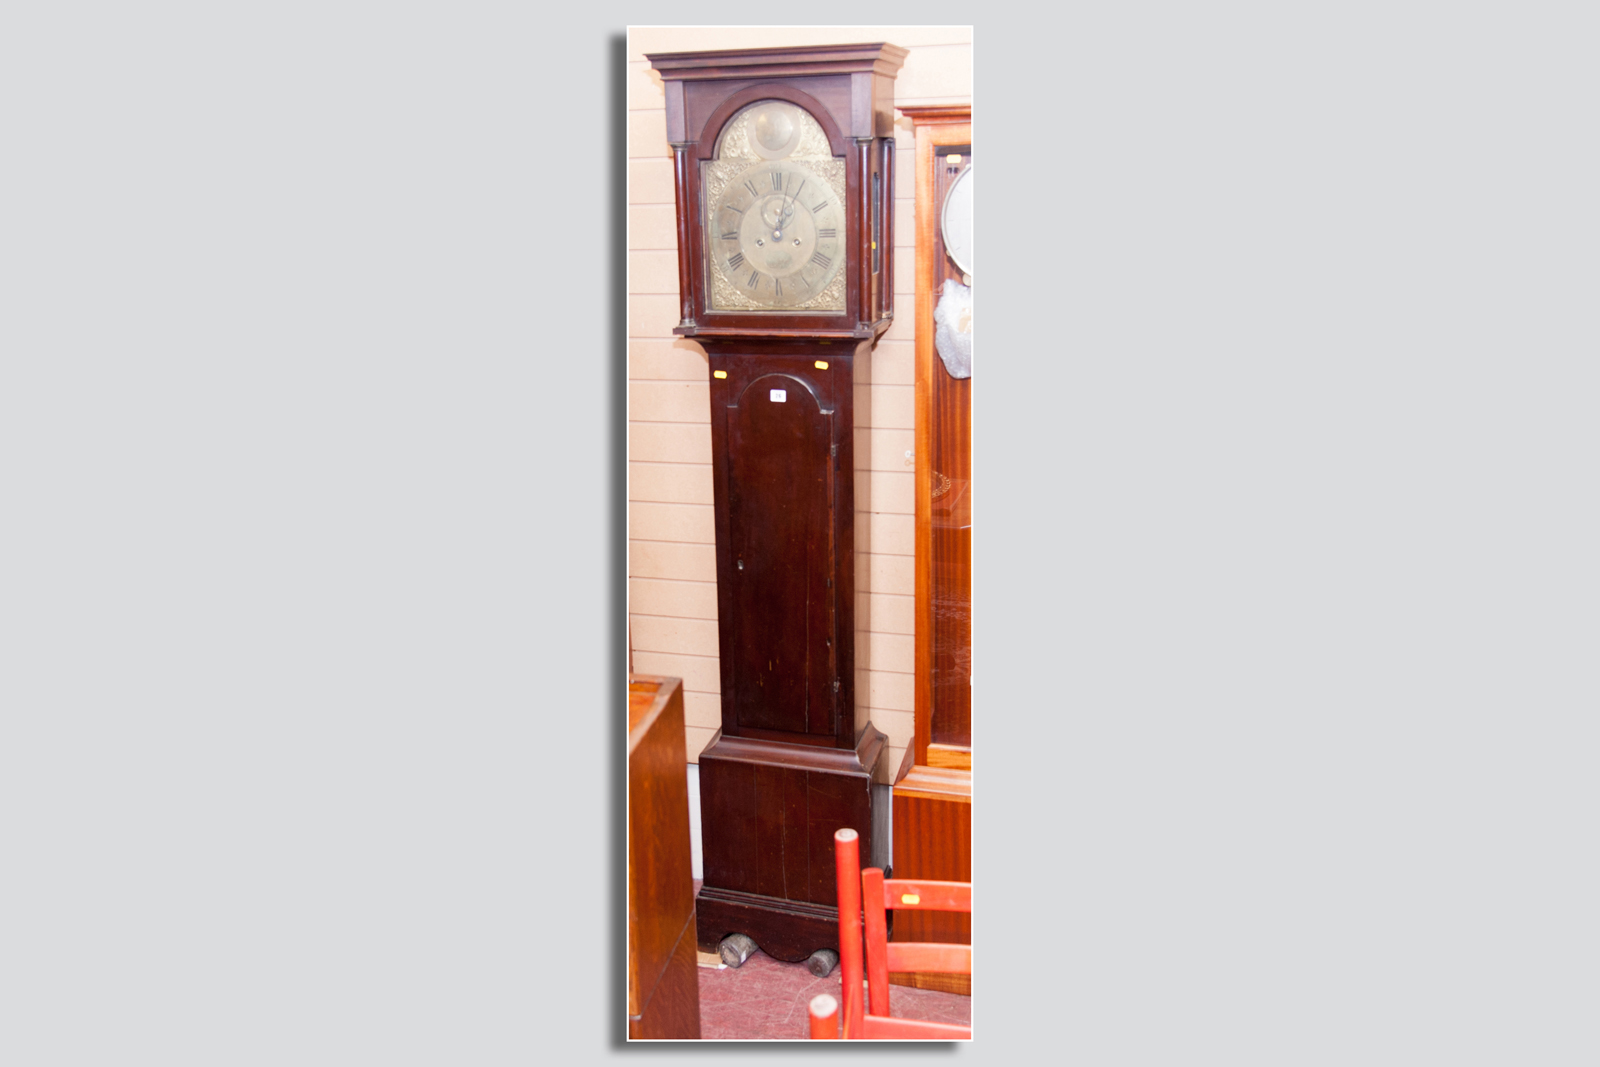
[813,828,972,1040]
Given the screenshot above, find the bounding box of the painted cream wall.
[627,26,972,784]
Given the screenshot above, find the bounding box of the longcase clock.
[890,105,972,995]
[646,42,906,972]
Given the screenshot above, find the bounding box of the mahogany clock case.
[643,43,905,967]
[692,338,889,963]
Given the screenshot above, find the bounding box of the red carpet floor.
[696,948,972,1041]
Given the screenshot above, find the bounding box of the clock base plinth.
[694,887,841,964]
[695,725,888,962]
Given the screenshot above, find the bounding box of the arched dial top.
[702,100,847,312]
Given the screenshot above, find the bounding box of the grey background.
[3,4,1596,1063]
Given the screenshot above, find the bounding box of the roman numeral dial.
[704,145,846,311]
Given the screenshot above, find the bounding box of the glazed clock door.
[724,371,836,738]
[890,105,972,995]
[928,142,972,749]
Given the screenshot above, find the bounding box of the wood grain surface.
[627,675,701,1037]
[695,724,887,964]
[905,106,973,761]
[889,108,974,998]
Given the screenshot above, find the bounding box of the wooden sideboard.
[627,675,701,1039]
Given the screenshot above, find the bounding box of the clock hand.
[784,178,805,220]
[773,177,805,236]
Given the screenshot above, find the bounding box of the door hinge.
[833,679,841,692]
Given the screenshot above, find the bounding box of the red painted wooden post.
[808,993,840,1039]
[833,828,864,1039]
[861,867,891,1017]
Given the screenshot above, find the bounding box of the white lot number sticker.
[769,389,787,402]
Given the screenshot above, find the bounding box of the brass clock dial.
[701,100,846,312]
[708,159,846,310]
